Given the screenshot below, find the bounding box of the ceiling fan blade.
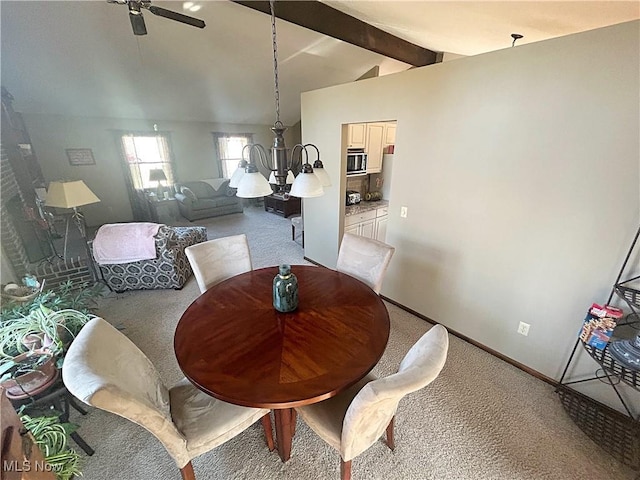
[129,11,147,35]
[147,5,205,29]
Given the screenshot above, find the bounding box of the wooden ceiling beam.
[231,1,438,67]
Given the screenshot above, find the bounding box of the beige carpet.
[74,206,635,480]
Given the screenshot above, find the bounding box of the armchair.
[93,225,207,292]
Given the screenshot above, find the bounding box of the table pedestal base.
[274,408,298,462]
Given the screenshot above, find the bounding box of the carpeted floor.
[75,205,634,480]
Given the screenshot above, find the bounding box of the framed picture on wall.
[66,148,95,166]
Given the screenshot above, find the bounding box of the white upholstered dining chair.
[295,324,449,480]
[62,318,273,480]
[336,233,395,294]
[185,234,253,294]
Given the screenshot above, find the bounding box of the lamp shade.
[229,165,246,188]
[289,171,323,198]
[269,170,295,184]
[45,180,100,209]
[312,166,331,187]
[236,172,273,198]
[312,158,331,187]
[149,169,167,182]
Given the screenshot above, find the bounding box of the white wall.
[301,22,640,410]
[0,248,17,284]
[22,114,284,226]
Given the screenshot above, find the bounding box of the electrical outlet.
[400,206,408,218]
[517,322,530,336]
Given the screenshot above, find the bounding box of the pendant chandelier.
[233,0,330,199]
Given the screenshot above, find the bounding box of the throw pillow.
[181,187,197,202]
[226,186,237,197]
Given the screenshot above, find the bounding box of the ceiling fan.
[107,0,206,36]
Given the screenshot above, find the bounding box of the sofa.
[175,179,243,221]
[92,225,208,292]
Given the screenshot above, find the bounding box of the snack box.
[579,303,623,350]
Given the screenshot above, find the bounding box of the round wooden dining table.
[174,265,390,462]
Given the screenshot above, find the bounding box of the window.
[120,133,175,190]
[213,133,253,179]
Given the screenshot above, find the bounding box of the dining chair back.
[336,233,395,294]
[185,234,253,294]
[62,318,273,480]
[295,324,449,480]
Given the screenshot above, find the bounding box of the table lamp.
[45,180,100,277]
[149,169,167,198]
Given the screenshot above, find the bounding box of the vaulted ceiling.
[1,1,638,126]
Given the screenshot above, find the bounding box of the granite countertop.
[345,199,389,216]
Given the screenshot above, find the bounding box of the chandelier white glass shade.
[236,145,273,198]
[229,159,248,188]
[312,160,331,187]
[232,0,330,200]
[269,170,295,184]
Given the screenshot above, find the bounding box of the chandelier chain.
[270,0,281,126]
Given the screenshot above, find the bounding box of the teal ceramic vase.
[273,264,298,313]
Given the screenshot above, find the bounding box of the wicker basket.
[1,282,43,303]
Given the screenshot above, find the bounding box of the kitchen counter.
[345,199,388,216]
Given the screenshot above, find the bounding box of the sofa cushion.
[191,196,241,211]
[185,181,216,199]
[191,199,218,211]
[213,196,241,208]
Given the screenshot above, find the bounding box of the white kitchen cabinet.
[345,210,376,238]
[347,123,366,149]
[375,207,388,242]
[345,206,388,241]
[360,218,376,238]
[344,223,359,236]
[383,123,396,147]
[365,123,385,174]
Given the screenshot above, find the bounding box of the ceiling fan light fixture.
[109,0,205,35]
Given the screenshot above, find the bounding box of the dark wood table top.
[174,265,390,409]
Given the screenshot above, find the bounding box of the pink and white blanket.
[92,223,162,265]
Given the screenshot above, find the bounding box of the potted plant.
[0,279,102,399]
[20,412,82,480]
[0,351,58,399]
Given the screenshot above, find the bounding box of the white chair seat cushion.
[169,378,269,460]
[296,374,376,453]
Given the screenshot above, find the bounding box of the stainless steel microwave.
[346,149,367,176]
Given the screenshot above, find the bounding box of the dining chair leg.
[261,412,275,451]
[180,461,195,480]
[385,416,395,451]
[340,459,352,480]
